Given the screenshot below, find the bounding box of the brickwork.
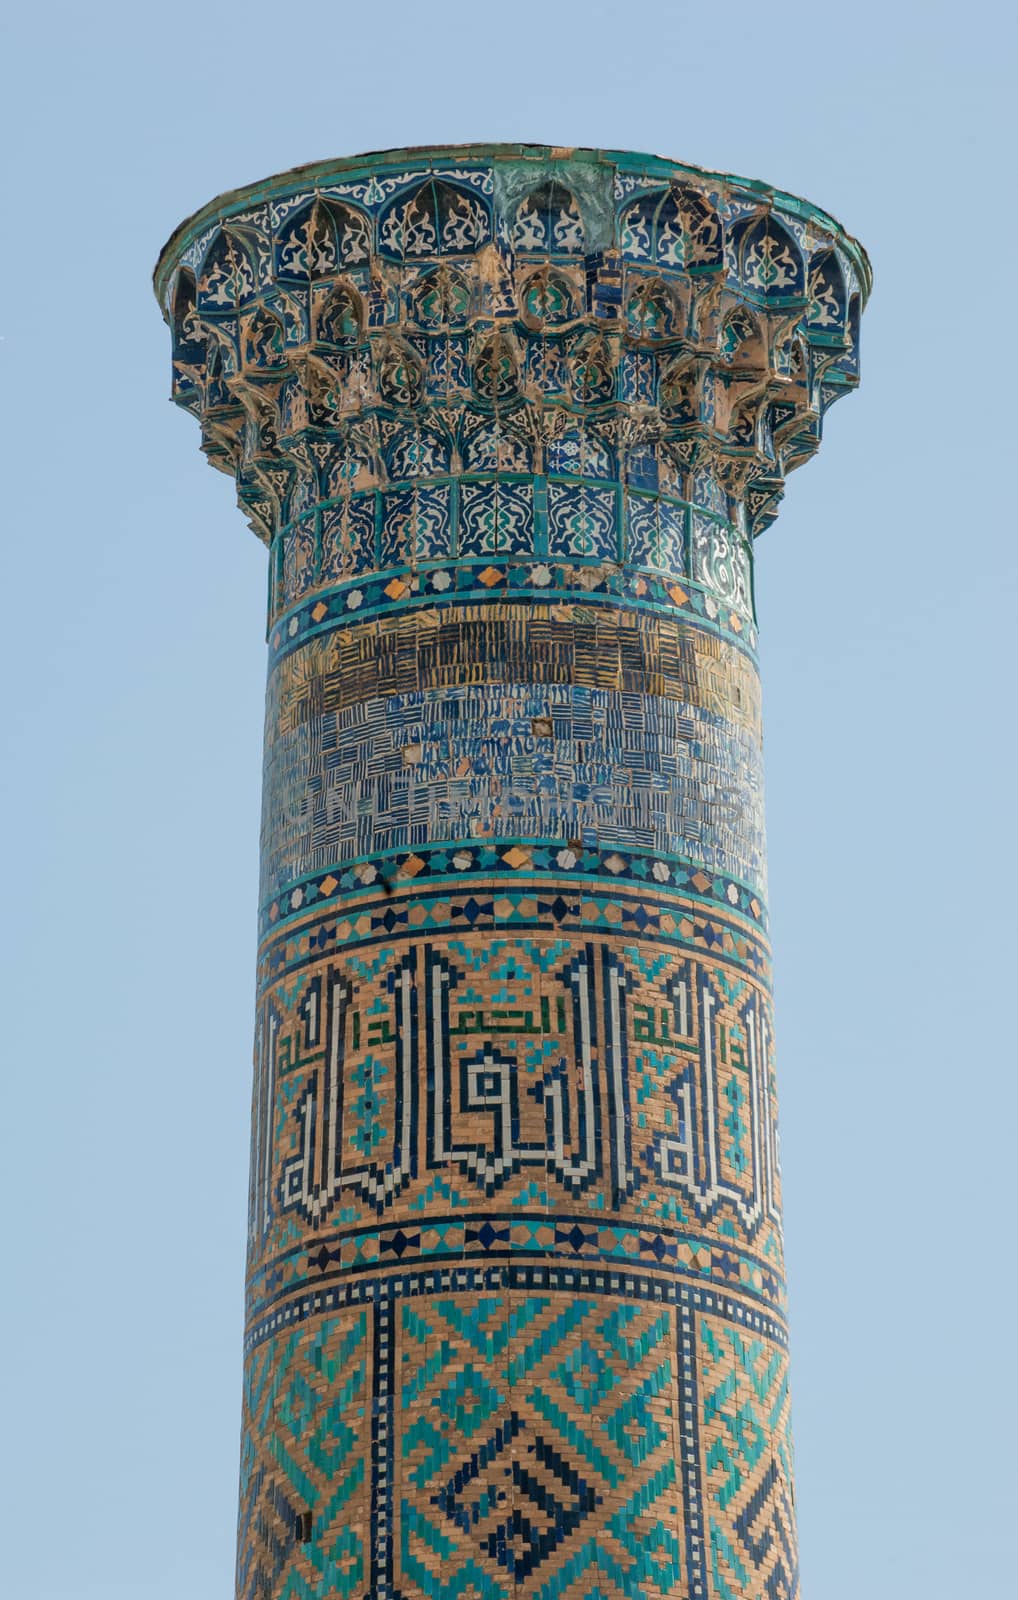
[155,144,868,1600]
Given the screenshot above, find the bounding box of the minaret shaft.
[155,143,867,1600]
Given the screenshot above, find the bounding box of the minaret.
[155,144,867,1600]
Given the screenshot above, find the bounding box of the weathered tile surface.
[155,143,868,1600]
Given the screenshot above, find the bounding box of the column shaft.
[154,144,869,1600]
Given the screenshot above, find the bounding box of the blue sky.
[1,2,1015,1594]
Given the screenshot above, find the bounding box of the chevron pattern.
[396,1293,683,1600]
[699,1315,798,1599]
[236,1313,371,1600]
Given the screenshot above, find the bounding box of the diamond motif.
[434,1416,599,1581]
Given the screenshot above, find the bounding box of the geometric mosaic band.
[260,680,766,901]
[243,1265,790,1356]
[267,552,759,669]
[260,840,768,940]
[249,895,784,1309]
[242,857,792,1598]
[238,1286,797,1600]
[261,601,766,905]
[240,570,788,1600]
[260,880,771,988]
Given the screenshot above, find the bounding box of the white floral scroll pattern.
[625,493,687,577]
[620,349,657,406]
[691,512,751,610]
[197,229,258,312]
[692,468,727,518]
[275,199,370,279]
[426,336,471,396]
[523,339,569,398]
[626,492,658,568]
[461,420,531,475]
[546,426,614,481]
[613,171,663,200]
[379,179,490,260]
[511,182,585,253]
[385,423,452,482]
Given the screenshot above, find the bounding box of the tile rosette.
[155,144,867,1600]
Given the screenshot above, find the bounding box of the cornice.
[153,144,868,598]
[154,143,871,308]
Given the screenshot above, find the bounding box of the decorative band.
[260,840,768,941]
[267,556,758,668]
[242,1260,788,1355]
[259,876,771,988]
[246,1210,785,1329]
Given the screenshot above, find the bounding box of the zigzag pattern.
[236,1313,370,1600]
[699,1316,799,1599]
[396,1293,683,1600]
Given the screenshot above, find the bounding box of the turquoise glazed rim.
[153,141,871,308]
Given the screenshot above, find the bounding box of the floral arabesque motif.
[511,181,585,254]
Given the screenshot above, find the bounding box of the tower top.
[155,144,870,303]
[154,143,869,545]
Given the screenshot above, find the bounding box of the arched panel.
[660,354,698,423]
[808,249,847,332]
[275,197,371,281]
[678,186,724,269]
[519,267,581,327]
[203,334,234,409]
[626,276,679,340]
[472,332,520,402]
[197,227,260,314]
[568,332,616,404]
[377,339,425,408]
[316,282,364,347]
[378,178,491,261]
[732,215,805,300]
[242,307,286,369]
[407,266,472,329]
[720,306,766,369]
[835,293,861,378]
[171,269,206,389]
[511,181,585,254]
[620,185,722,270]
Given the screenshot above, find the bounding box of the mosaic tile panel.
[155,144,868,1600]
[259,600,766,910]
[395,1294,683,1600]
[237,1309,373,1600]
[699,1313,797,1600]
[246,914,783,1305]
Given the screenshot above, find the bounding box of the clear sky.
[1,2,1015,1595]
